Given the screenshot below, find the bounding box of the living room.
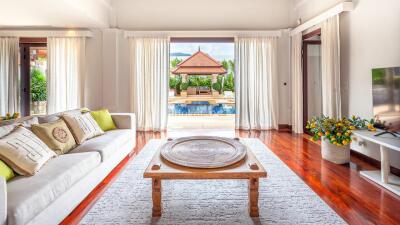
[0,0,399,224]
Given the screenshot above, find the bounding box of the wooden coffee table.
[143,143,267,217]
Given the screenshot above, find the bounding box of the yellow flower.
[337,123,342,127]
[337,132,342,137]
[349,126,356,130]
[318,132,323,136]
[325,131,330,136]
[342,140,348,145]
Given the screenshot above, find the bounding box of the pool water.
[168,101,235,114]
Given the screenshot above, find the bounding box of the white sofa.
[0,111,136,225]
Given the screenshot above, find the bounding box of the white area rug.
[80,139,346,225]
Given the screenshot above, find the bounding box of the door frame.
[302,29,321,134]
[19,38,47,116]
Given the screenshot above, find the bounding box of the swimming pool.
[168,101,235,114]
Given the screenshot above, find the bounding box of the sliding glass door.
[19,39,47,116]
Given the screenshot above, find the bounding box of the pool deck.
[168,115,235,129]
[168,95,235,104]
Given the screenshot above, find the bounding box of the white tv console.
[352,130,400,195]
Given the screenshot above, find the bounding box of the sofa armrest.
[111,113,136,131]
[0,177,6,225]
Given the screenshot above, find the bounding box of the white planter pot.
[31,101,47,115]
[321,137,350,164]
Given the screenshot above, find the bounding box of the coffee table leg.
[152,178,162,217]
[248,178,260,217]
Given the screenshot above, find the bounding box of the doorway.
[19,38,47,116]
[302,29,322,134]
[168,38,235,130]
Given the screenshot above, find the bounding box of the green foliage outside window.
[31,68,47,102]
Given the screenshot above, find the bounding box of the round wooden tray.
[160,136,247,168]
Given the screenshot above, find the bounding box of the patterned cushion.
[31,120,77,155]
[62,113,104,144]
[0,117,39,138]
[0,126,56,176]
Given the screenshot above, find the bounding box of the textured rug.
[80,139,346,225]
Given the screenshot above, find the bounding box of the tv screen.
[372,66,400,131]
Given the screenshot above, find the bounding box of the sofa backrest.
[0,109,83,127]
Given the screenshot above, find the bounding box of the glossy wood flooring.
[61,130,400,225]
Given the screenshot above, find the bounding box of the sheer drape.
[235,37,278,130]
[321,15,341,118]
[47,37,85,114]
[291,33,303,133]
[0,37,19,115]
[129,37,169,131]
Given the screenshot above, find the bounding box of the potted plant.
[169,77,178,96]
[30,68,47,114]
[306,116,375,164]
[180,82,189,97]
[212,82,221,97]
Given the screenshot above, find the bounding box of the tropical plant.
[169,76,179,89]
[223,73,234,92]
[30,68,47,102]
[212,82,222,93]
[170,58,182,68]
[180,82,189,91]
[306,115,375,147]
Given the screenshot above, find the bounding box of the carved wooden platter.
[160,136,247,168]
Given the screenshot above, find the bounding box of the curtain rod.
[0,30,93,37]
[290,2,353,36]
[124,30,283,38]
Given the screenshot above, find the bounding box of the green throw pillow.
[90,109,117,131]
[0,160,15,181]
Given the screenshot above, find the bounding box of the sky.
[170,42,234,61]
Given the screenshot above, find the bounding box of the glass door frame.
[302,29,321,135]
[19,38,47,116]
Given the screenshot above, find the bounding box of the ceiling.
[0,0,306,30]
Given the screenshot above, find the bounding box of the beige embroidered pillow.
[31,120,77,155]
[0,126,56,176]
[62,113,104,144]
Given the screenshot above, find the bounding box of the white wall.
[293,0,400,168]
[0,0,111,28]
[112,0,294,30]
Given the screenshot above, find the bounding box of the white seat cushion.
[69,129,133,162]
[7,152,101,225]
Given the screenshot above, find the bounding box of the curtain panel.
[321,15,341,118]
[235,36,279,130]
[129,37,169,131]
[47,37,86,114]
[0,37,19,115]
[291,33,303,133]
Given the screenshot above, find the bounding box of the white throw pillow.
[0,126,56,176]
[0,124,17,138]
[62,113,104,144]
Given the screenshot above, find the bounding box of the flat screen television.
[372,66,400,132]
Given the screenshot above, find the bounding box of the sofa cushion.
[62,113,104,144]
[69,129,133,161]
[0,126,56,176]
[31,120,77,155]
[7,152,101,225]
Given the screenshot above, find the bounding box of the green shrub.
[212,82,221,92]
[180,82,189,91]
[31,68,47,102]
[169,76,179,89]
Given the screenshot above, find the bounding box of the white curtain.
[291,33,303,133]
[321,15,341,118]
[47,37,85,114]
[0,37,19,115]
[235,37,279,130]
[129,37,169,131]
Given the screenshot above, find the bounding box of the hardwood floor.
[61,130,400,225]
